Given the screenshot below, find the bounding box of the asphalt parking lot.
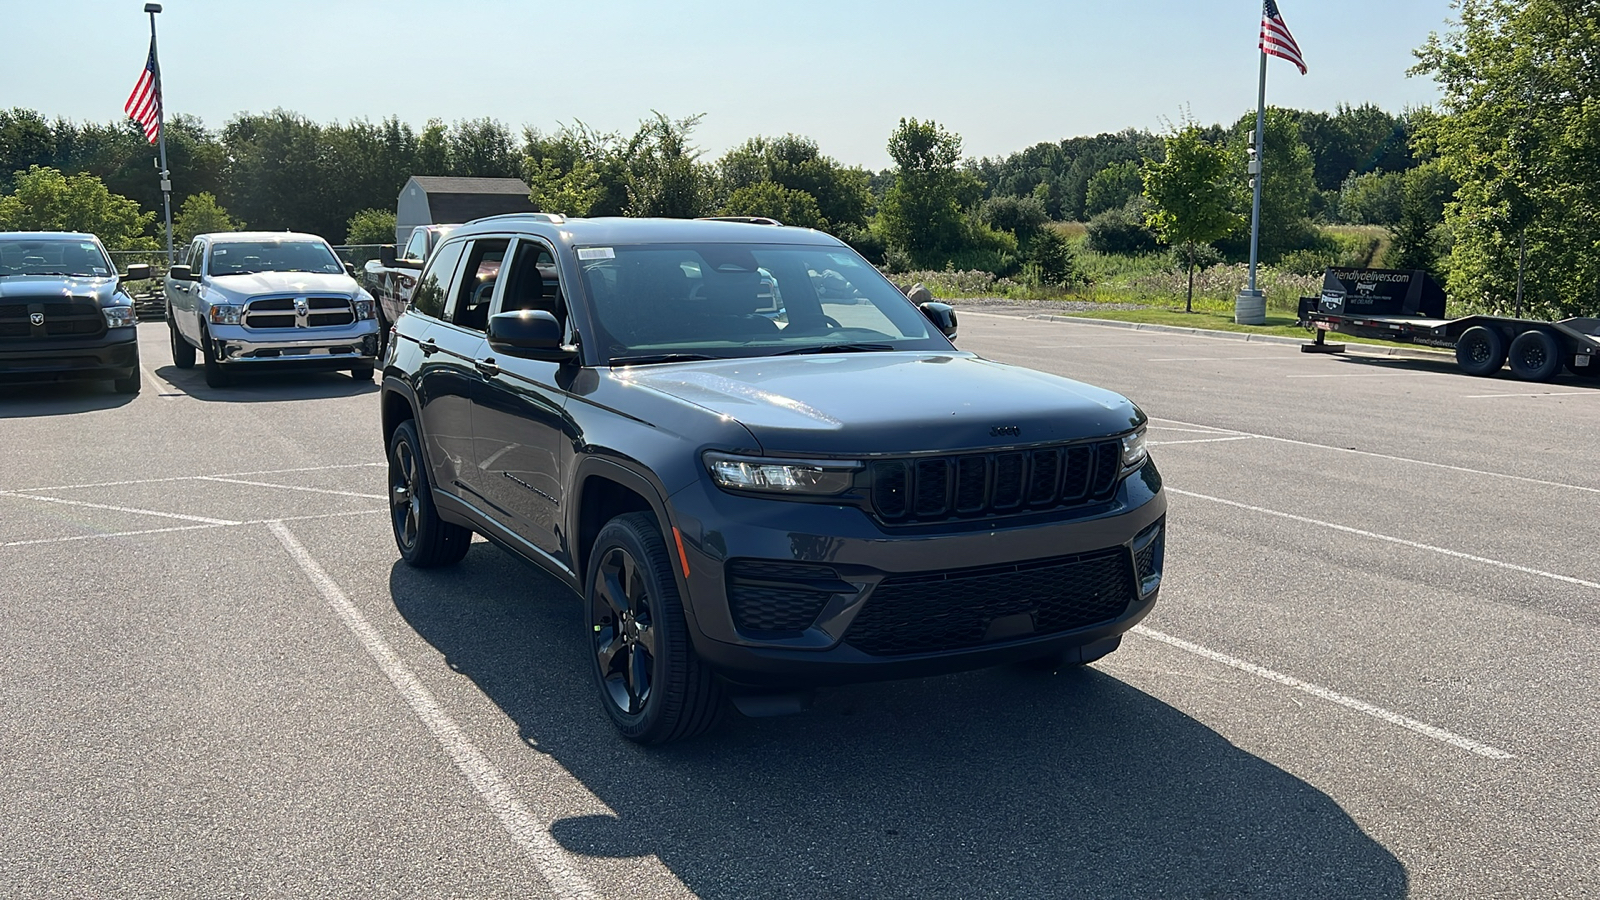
[3,315,1597,899]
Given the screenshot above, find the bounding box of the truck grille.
[0,298,106,342]
[843,548,1136,656]
[243,296,355,329]
[725,559,849,637]
[869,440,1122,523]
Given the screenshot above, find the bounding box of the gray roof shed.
[394,176,538,244]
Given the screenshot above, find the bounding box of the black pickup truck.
[0,231,151,394]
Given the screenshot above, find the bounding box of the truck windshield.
[0,239,112,277]
[208,240,343,276]
[578,243,950,364]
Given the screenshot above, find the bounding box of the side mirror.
[919,301,958,340]
[121,263,152,282]
[379,245,397,267]
[345,261,358,277]
[167,264,195,282]
[488,310,575,361]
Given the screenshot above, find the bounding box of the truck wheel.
[200,324,231,388]
[1455,326,1506,377]
[1507,329,1561,381]
[169,318,195,369]
[112,369,141,394]
[586,512,724,744]
[350,362,375,381]
[388,419,471,567]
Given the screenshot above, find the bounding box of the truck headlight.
[102,306,138,328]
[705,452,859,496]
[1121,427,1148,473]
[354,295,375,320]
[208,304,243,325]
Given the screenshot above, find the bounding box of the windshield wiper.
[609,353,723,367]
[774,342,896,356]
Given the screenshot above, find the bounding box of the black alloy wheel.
[169,316,195,369]
[1507,329,1561,381]
[1454,325,1506,377]
[388,419,471,567]
[586,512,723,744]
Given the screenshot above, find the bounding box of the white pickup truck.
[165,232,381,388]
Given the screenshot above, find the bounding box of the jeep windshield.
[578,243,951,364]
[208,240,343,276]
[0,239,113,278]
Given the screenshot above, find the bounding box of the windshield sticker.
[92,267,107,275]
[577,247,615,260]
[827,253,862,268]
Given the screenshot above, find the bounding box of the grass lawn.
[1050,305,1452,353]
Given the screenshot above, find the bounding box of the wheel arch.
[570,458,681,595]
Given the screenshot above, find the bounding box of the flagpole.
[145,2,174,266]
[1235,29,1268,324]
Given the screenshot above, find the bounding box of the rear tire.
[169,318,195,369]
[586,512,723,744]
[388,419,471,567]
[200,324,230,388]
[1507,329,1561,381]
[1454,325,1506,377]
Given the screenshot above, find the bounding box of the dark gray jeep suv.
[381,215,1165,743]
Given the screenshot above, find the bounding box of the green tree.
[345,208,395,246]
[1339,169,1405,225]
[1226,108,1319,261]
[1084,160,1144,217]
[524,121,630,216]
[1142,126,1242,311]
[719,181,825,229]
[978,194,1048,244]
[877,118,983,268]
[1414,0,1600,317]
[622,112,714,218]
[173,191,243,244]
[715,135,871,233]
[0,164,156,248]
[1386,158,1456,272]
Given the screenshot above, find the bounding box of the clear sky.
[6,0,1454,169]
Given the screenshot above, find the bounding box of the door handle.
[420,338,438,355]
[474,357,500,377]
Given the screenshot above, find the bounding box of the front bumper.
[0,327,139,383]
[209,322,379,367]
[667,460,1167,686]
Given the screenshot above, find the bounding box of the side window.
[494,238,564,326]
[403,228,429,263]
[411,239,467,320]
[449,238,510,332]
[186,240,203,271]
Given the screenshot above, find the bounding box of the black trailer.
[1297,267,1600,381]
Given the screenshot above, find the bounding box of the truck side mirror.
[919,301,958,340]
[167,264,195,282]
[345,262,358,277]
[379,245,397,267]
[121,263,152,282]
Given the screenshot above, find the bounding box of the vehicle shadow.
[1328,351,1600,385]
[0,380,138,418]
[390,550,1407,900]
[152,365,379,402]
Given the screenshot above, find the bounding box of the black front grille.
[0,299,105,342]
[844,549,1136,656]
[726,559,847,637]
[870,440,1122,523]
[244,296,354,329]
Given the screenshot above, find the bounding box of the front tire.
[350,362,375,381]
[112,369,141,394]
[388,419,471,567]
[586,512,723,744]
[169,317,195,369]
[200,323,231,388]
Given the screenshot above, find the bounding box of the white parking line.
[140,364,185,398]
[6,493,241,525]
[1149,436,1257,447]
[1464,390,1600,399]
[199,476,386,501]
[0,508,385,549]
[1150,416,1600,497]
[1147,356,1279,362]
[1286,372,1411,379]
[1169,487,1600,592]
[1131,626,1514,759]
[268,522,604,900]
[3,462,384,495]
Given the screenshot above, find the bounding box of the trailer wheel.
[1455,326,1506,377]
[1507,330,1561,381]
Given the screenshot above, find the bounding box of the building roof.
[406,176,531,195]
[403,176,539,223]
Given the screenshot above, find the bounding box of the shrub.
[978,194,1048,243]
[1084,197,1158,254]
[1022,226,1080,286]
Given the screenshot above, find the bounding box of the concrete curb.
[1021,313,1454,362]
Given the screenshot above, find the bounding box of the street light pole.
[145,2,174,266]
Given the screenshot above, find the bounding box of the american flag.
[1260,0,1306,75]
[124,39,162,144]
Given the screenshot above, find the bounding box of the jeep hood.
[203,271,358,299]
[616,351,1143,455]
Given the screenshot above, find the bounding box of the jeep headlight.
[705,452,859,496]
[102,306,138,328]
[207,304,243,325]
[1121,427,1149,473]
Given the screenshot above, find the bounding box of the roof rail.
[466,212,566,226]
[695,216,784,226]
